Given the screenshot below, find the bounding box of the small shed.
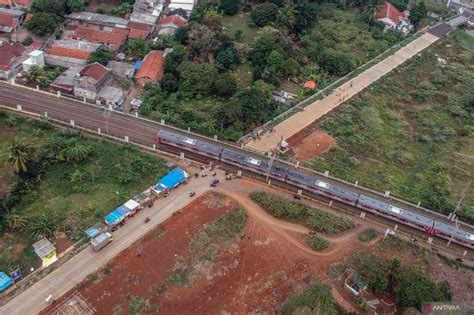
[32,238,57,268]
[0,272,13,292]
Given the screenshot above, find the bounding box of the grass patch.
[311,31,474,223]
[251,191,354,234]
[127,296,147,315]
[222,12,255,45]
[281,283,340,315]
[306,235,330,251]
[358,228,378,242]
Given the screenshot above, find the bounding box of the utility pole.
[103,106,112,134]
[447,181,470,246]
[266,136,283,182]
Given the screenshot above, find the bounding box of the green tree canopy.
[125,39,150,59]
[410,1,427,26]
[161,73,179,92]
[7,138,31,174]
[67,0,85,12]
[27,12,58,36]
[219,0,240,15]
[178,62,218,97]
[213,72,237,97]
[33,0,66,15]
[215,46,241,72]
[26,66,49,87]
[250,3,279,27]
[87,47,114,65]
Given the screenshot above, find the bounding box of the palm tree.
[26,66,49,87]
[5,210,27,230]
[29,211,57,238]
[7,138,30,174]
[62,143,91,163]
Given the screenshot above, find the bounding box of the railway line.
[1,82,473,250]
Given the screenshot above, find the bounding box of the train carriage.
[157,130,223,159]
[433,221,474,249]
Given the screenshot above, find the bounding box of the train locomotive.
[156,129,474,249]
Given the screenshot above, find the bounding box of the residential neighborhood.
[0,0,473,314]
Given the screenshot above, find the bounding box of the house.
[375,2,412,34]
[0,7,25,34]
[107,60,135,80]
[0,0,31,8]
[44,39,102,68]
[73,62,112,100]
[0,42,26,79]
[128,21,152,40]
[50,66,82,94]
[135,50,164,86]
[130,0,164,26]
[22,50,44,72]
[73,26,129,51]
[97,86,124,109]
[66,12,128,30]
[169,0,196,15]
[157,15,188,36]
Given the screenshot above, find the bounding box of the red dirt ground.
[43,188,373,314]
[288,129,336,162]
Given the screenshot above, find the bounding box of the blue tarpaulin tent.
[134,60,143,71]
[0,272,13,292]
[104,209,125,226]
[155,167,188,192]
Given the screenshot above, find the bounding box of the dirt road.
[0,166,216,315]
[245,32,440,153]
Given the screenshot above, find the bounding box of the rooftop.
[68,11,128,27]
[135,50,164,82]
[158,15,188,28]
[51,66,82,87]
[73,26,128,51]
[79,62,110,82]
[130,11,159,25]
[0,42,25,67]
[32,238,55,258]
[375,2,405,25]
[0,7,24,16]
[45,39,101,60]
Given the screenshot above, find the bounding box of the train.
[156,129,474,249]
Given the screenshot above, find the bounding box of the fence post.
[16,104,22,111]
[124,136,129,143]
[98,128,101,135]
[70,120,75,127]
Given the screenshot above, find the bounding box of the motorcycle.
[144,217,150,223]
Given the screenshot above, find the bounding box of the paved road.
[245,32,440,153]
[0,166,215,315]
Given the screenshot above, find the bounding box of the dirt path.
[245,32,440,153]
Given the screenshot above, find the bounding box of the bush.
[205,209,247,242]
[250,3,278,27]
[250,192,354,234]
[127,296,147,315]
[358,228,378,242]
[22,36,33,46]
[281,283,339,315]
[306,235,330,251]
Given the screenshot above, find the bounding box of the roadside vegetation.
[250,191,354,234]
[328,251,452,311]
[281,283,340,315]
[0,111,168,274]
[312,31,474,223]
[306,235,330,251]
[358,228,378,242]
[139,1,407,140]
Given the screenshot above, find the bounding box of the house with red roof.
[0,42,27,79]
[73,62,113,100]
[135,50,164,86]
[0,7,25,35]
[73,26,129,51]
[375,2,412,34]
[0,0,31,8]
[44,39,102,68]
[158,15,188,36]
[128,21,152,40]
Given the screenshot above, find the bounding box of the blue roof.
[116,205,131,216]
[155,167,188,190]
[0,272,13,292]
[134,60,143,71]
[85,227,100,238]
[104,209,125,225]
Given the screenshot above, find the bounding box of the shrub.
[127,296,147,315]
[250,3,278,27]
[306,235,330,251]
[358,228,378,242]
[281,283,339,315]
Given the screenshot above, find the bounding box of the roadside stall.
[0,272,13,292]
[152,167,189,197]
[32,238,57,268]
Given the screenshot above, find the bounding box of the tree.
[29,211,57,238]
[294,1,320,33]
[7,138,30,174]
[26,66,49,87]
[410,1,427,26]
[219,0,240,15]
[319,50,357,76]
[125,39,150,59]
[27,12,58,36]
[174,27,189,44]
[5,211,27,230]
[33,0,66,15]
[213,72,237,97]
[178,62,218,97]
[62,142,91,163]
[282,58,300,76]
[161,73,179,92]
[87,47,114,65]
[215,46,241,72]
[250,3,279,27]
[276,2,297,31]
[67,0,85,12]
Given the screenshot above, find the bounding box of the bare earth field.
[288,128,336,162]
[41,179,474,314]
